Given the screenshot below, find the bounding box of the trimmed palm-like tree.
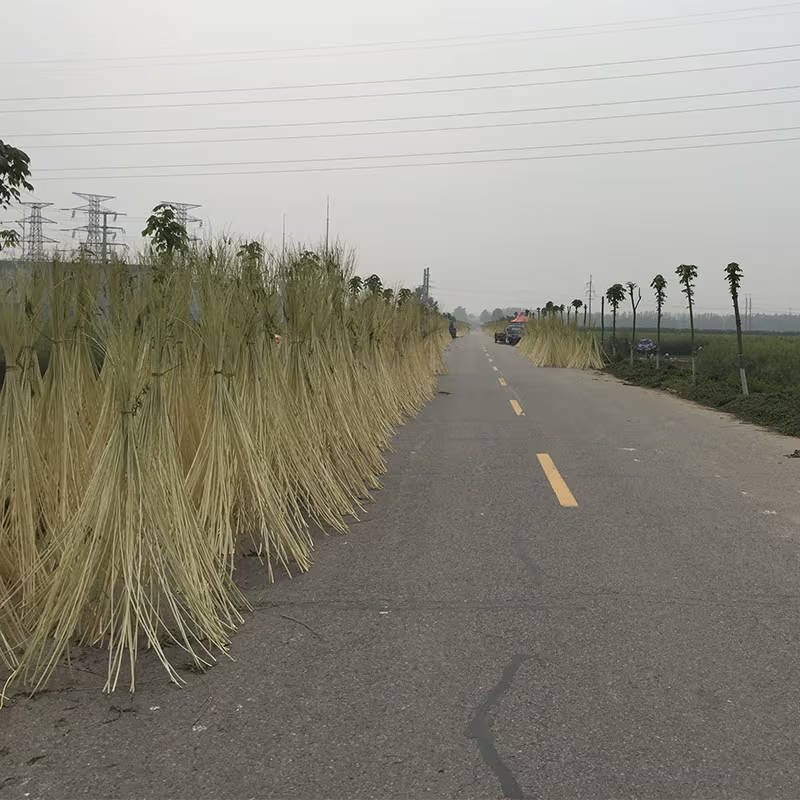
[364,274,383,295]
[571,299,583,326]
[605,284,626,356]
[348,276,363,297]
[724,262,749,396]
[625,282,641,366]
[675,264,698,383]
[650,274,667,369]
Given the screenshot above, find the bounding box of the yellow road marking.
[488,358,493,363]
[509,398,524,416]
[498,377,507,386]
[537,454,578,507]
[492,366,498,372]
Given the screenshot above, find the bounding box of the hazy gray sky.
[3,0,800,315]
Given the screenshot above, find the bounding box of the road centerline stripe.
[492,366,498,372]
[509,398,524,416]
[537,454,578,507]
[498,377,507,386]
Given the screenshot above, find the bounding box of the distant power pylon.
[18,201,58,261]
[422,267,430,302]
[585,273,596,322]
[65,192,126,262]
[160,200,202,240]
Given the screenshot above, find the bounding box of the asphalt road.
[4,332,800,800]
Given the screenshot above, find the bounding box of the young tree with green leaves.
[724,262,749,396]
[650,274,667,369]
[605,283,626,356]
[397,288,413,306]
[626,281,642,366]
[0,140,33,252]
[675,264,699,383]
[142,203,189,256]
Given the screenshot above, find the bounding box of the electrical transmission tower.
[65,192,126,262]
[160,200,202,240]
[422,267,431,303]
[18,202,58,261]
[585,273,596,322]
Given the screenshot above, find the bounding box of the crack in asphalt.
[465,654,530,799]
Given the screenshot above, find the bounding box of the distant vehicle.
[494,323,524,346]
[635,338,657,355]
[505,324,524,345]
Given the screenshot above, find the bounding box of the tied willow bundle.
[0,274,51,666]
[186,253,312,577]
[37,263,92,529]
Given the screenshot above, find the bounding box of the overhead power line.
[5,43,800,102]
[5,2,800,67]
[5,57,800,114]
[32,134,800,182]
[13,82,800,141]
[22,98,800,151]
[31,125,800,173]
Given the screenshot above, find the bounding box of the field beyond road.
[603,328,800,436]
[4,332,800,799]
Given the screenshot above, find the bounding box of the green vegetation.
[606,330,800,435]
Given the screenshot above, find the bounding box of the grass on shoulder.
[605,359,800,438]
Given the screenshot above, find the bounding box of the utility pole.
[65,192,125,262]
[422,267,430,304]
[18,201,58,261]
[324,196,330,255]
[585,273,595,324]
[281,213,286,258]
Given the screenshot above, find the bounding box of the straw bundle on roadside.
[517,318,604,369]
[0,273,51,660]
[1,239,451,697]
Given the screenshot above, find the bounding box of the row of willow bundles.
[0,243,449,696]
[516,318,604,369]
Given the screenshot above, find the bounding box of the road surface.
[4,332,800,799]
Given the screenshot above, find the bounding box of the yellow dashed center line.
[537,453,578,507]
[509,398,525,416]
[492,365,498,372]
[498,377,507,386]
